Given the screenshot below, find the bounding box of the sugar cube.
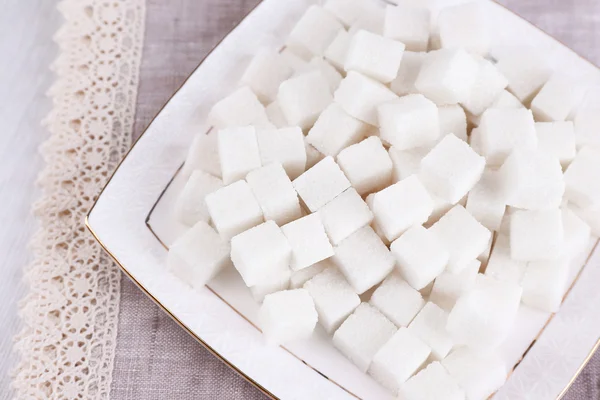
[332,303,397,372]
[336,137,393,195]
[307,103,370,157]
[208,86,272,129]
[348,5,385,36]
[491,89,524,109]
[324,0,379,28]
[399,362,465,400]
[205,180,264,240]
[378,94,440,150]
[484,235,527,284]
[390,51,426,96]
[217,126,262,184]
[430,260,480,312]
[391,226,449,290]
[438,1,490,56]
[278,71,333,129]
[345,30,405,83]
[495,49,552,104]
[241,50,293,103]
[246,163,302,226]
[306,57,343,92]
[265,101,288,128]
[430,205,492,273]
[447,275,522,350]
[564,146,600,208]
[535,121,576,168]
[175,170,223,226]
[256,127,307,179]
[442,347,507,400]
[419,134,486,204]
[168,221,230,289]
[477,108,537,166]
[415,49,479,105]
[370,273,426,327]
[286,5,344,60]
[333,226,396,294]
[230,221,291,287]
[290,259,330,289]
[304,139,326,169]
[574,107,600,149]
[388,146,428,183]
[438,105,467,142]
[250,270,291,303]
[408,302,454,360]
[521,258,570,312]
[318,188,374,245]
[280,48,308,73]
[531,74,587,122]
[384,5,430,52]
[562,207,592,259]
[182,131,221,179]
[304,267,361,333]
[259,289,317,344]
[465,169,507,231]
[281,213,334,272]
[368,328,431,393]
[510,209,564,261]
[370,175,434,242]
[334,71,398,125]
[461,57,508,117]
[293,156,351,212]
[324,29,351,71]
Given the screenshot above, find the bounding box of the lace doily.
[13,0,145,398]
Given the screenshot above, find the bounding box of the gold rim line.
[83,0,600,398]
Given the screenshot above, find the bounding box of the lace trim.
[13,0,145,398]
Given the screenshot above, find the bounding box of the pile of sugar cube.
[168,0,600,398]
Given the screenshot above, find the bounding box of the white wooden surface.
[0,1,61,399]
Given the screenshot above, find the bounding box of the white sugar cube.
[384,5,430,52]
[438,105,467,142]
[447,275,522,350]
[461,57,508,117]
[293,156,351,212]
[378,94,440,150]
[318,188,374,245]
[230,221,291,287]
[465,169,507,231]
[282,213,334,272]
[501,148,565,210]
[388,146,428,183]
[250,270,291,303]
[256,127,307,179]
[290,259,330,289]
[531,74,587,122]
[304,267,361,333]
[574,107,600,149]
[183,132,221,179]
[484,235,527,284]
[175,170,223,226]
[336,137,393,195]
[430,260,480,311]
[333,226,396,294]
[415,49,479,105]
[370,273,426,327]
[278,71,333,129]
[306,57,343,92]
[304,139,326,169]
[491,89,524,109]
[419,134,486,204]
[438,1,490,56]
[408,302,454,360]
[325,29,351,71]
[369,328,431,393]
[307,103,370,156]
[348,5,385,36]
[217,126,262,184]
[205,180,264,240]
[510,209,564,261]
[324,0,379,28]
[430,205,492,273]
[332,303,397,372]
[246,163,302,226]
[280,48,308,73]
[535,121,576,168]
[334,71,398,125]
[390,51,426,96]
[521,258,569,312]
[391,226,449,290]
[564,146,600,208]
[495,49,552,104]
[399,362,465,400]
[562,207,592,259]
[478,108,537,166]
[168,221,230,289]
[442,347,507,400]
[208,86,272,129]
[370,175,434,242]
[286,5,344,59]
[241,50,293,103]
[259,289,317,345]
[265,101,289,128]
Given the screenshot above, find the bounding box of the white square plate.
[87,1,600,398]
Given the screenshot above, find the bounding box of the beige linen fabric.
[111,1,600,399]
